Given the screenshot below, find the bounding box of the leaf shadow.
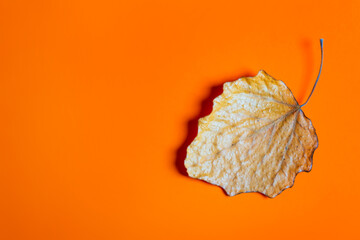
[297,38,315,104]
[175,70,269,198]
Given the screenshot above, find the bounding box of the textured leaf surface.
[185,70,318,198]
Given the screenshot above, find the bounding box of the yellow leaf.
[185,70,318,197]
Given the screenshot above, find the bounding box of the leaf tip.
[257,69,266,76]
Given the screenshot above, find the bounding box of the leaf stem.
[300,39,324,108]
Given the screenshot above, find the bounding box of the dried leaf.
[185,70,318,197]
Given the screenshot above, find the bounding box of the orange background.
[0,0,359,239]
